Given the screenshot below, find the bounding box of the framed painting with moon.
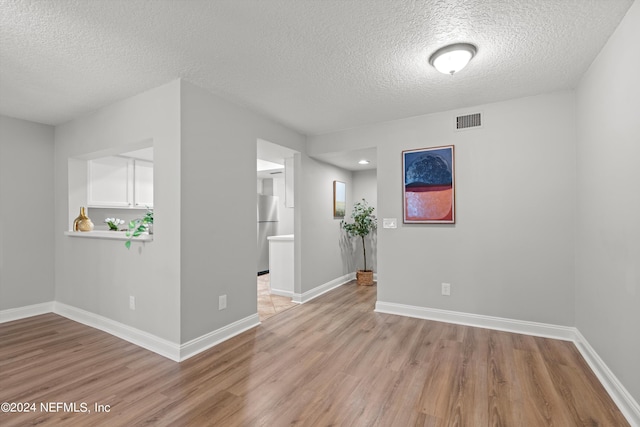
[402,145,455,223]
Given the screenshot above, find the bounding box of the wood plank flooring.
[0,282,629,426]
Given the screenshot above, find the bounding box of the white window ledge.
[64,230,153,242]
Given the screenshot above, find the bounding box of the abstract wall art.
[333,180,346,218]
[402,145,455,223]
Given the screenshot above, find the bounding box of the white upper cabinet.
[134,159,153,207]
[88,156,133,207]
[88,155,153,208]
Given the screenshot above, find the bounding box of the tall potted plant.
[341,199,377,285]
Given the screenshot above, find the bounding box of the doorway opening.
[257,139,299,321]
[309,147,378,287]
[257,273,297,321]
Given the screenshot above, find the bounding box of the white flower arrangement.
[104,218,125,231]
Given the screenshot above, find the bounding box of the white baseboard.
[179,314,261,361]
[375,300,640,426]
[270,288,294,298]
[0,301,54,323]
[375,301,577,341]
[574,330,640,426]
[292,273,355,304]
[5,301,262,364]
[53,302,181,361]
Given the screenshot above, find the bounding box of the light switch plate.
[383,218,397,229]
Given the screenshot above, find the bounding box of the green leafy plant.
[341,199,377,271]
[104,217,124,231]
[125,208,153,249]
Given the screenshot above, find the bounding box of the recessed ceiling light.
[257,159,284,171]
[429,43,477,75]
[358,159,370,165]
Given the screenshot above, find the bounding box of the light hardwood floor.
[0,282,629,426]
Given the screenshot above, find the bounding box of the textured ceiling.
[0,0,633,136]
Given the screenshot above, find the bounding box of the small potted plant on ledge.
[104,218,125,231]
[125,208,153,249]
[341,199,377,286]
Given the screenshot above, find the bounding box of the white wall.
[299,156,354,291]
[0,116,55,309]
[54,80,182,343]
[274,175,294,235]
[576,1,640,403]
[350,169,378,272]
[180,81,304,342]
[87,207,147,231]
[352,169,377,209]
[308,91,577,326]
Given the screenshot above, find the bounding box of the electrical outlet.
[219,295,227,310]
[129,295,136,310]
[441,283,451,296]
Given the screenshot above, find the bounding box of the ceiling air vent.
[455,112,482,130]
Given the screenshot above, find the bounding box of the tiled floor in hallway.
[257,273,297,321]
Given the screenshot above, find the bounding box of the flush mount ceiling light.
[257,159,283,171]
[358,159,370,165]
[429,43,477,75]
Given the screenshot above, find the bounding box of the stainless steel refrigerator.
[257,194,279,274]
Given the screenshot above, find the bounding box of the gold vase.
[73,207,94,232]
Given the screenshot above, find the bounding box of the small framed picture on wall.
[402,145,455,223]
[333,181,346,218]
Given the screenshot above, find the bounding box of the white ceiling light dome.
[429,43,477,75]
